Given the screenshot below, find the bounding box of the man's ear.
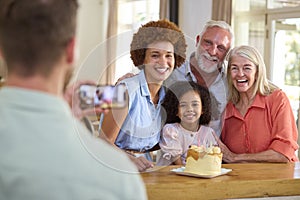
[195,35,201,47]
[66,37,76,64]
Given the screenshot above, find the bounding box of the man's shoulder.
[165,62,191,87]
[174,61,189,77]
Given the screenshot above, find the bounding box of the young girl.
[157,81,218,166]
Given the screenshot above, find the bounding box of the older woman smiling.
[218,45,299,163]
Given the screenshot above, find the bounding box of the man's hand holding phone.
[78,84,127,110]
[64,80,109,120]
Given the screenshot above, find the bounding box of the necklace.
[181,123,200,132]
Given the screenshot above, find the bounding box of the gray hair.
[200,20,235,49]
[226,45,278,104]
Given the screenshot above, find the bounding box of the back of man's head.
[0,0,78,77]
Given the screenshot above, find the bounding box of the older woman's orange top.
[221,89,299,161]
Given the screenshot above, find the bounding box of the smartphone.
[79,84,127,109]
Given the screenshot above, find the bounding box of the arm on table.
[126,153,154,172]
[99,93,154,172]
[173,158,183,165]
[215,136,289,163]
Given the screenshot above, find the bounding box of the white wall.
[74,0,108,82]
[179,0,212,56]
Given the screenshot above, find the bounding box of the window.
[115,0,159,82]
[233,0,300,131]
[268,0,300,9]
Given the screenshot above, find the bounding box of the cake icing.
[184,145,222,175]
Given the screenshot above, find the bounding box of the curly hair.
[162,81,212,125]
[130,19,186,69]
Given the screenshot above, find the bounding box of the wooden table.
[141,162,300,200]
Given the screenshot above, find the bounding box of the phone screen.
[79,84,127,109]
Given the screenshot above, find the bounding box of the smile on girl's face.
[143,41,175,84]
[177,90,202,130]
[229,55,257,94]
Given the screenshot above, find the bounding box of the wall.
[179,0,212,56]
[74,0,108,82]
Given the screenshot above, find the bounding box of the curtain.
[160,0,169,19]
[100,0,118,85]
[212,0,232,25]
[0,59,7,80]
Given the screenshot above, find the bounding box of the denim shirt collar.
[138,69,166,104]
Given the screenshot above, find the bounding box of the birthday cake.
[184,145,222,176]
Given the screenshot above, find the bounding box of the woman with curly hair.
[101,19,187,171]
[157,81,218,166]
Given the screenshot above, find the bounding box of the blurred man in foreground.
[0,0,147,199]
